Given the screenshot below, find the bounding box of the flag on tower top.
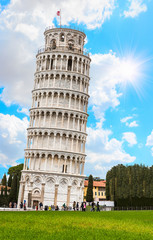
[57,11,60,16]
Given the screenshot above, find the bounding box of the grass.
[0,211,153,239]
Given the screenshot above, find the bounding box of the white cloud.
[85,126,136,178]
[15,23,39,41]
[123,0,147,18]
[121,116,133,123]
[121,116,139,127]
[128,120,139,127]
[0,114,29,167]
[0,0,116,107]
[146,130,153,146]
[17,107,29,116]
[90,52,123,120]
[122,132,137,146]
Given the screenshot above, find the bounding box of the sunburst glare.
[116,53,151,99]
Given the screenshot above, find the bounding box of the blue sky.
[0,0,153,179]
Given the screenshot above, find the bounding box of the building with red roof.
[84,180,106,201]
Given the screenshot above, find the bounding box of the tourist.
[24,202,26,211]
[76,202,79,211]
[97,202,100,212]
[20,202,23,209]
[55,205,59,211]
[92,202,95,212]
[81,202,83,211]
[39,202,43,210]
[83,202,86,211]
[63,203,66,211]
[73,201,76,211]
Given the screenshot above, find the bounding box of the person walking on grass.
[76,202,79,211]
[92,201,95,212]
[83,202,86,211]
[97,202,100,212]
[73,201,76,211]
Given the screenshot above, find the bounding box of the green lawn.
[0,211,153,240]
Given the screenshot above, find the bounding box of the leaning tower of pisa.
[18,26,91,208]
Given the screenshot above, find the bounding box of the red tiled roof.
[84,180,106,187]
[0,185,11,190]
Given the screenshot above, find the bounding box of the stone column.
[73,116,75,129]
[60,135,62,150]
[28,190,32,207]
[33,157,36,170]
[67,186,71,207]
[51,157,54,171]
[38,157,41,170]
[55,57,57,70]
[74,96,77,110]
[70,76,73,89]
[46,93,48,106]
[17,181,25,207]
[49,112,52,128]
[57,93,60,106]
[78,161,80,174]
[70,159,72,173]
[81,162,85,175]
[69,95,71,108]
[67,115,70,129]
[61,113,64,128]
[23,158,26,170]
[41,183,45,203]
[75,138,77,152]
[58,158,61,172]
[45,157,48,171]
[53,77,56,87]
[21,182,25,203]
[71,138,73,152]
[55,114,58,127]
[54,184,59,206]
[75,160,77,174]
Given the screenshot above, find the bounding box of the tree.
[106,164,153,207]
[1,173,7,186]
[8,174,12,187]
[8,164,23,177]
[8,163,23,201]
[5,186,7,197]
[9,174,18,203]
[86,175,93,203]
[1,187,3,197]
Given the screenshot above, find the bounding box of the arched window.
[50,39,56,49]
[60,33,65,42]
[67,57,72,71]
[68,39,74,50]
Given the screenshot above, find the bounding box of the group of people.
[20,201,26,210]
[9,202,17,208]
[62,201,87,211]
[18,201,101,211]
[91,201,100,212]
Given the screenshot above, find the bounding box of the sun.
[119,58,140,83]
[116,53,148,97]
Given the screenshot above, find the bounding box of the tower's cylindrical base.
[18,170,84,209]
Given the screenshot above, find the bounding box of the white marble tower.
[18,26,91,208]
